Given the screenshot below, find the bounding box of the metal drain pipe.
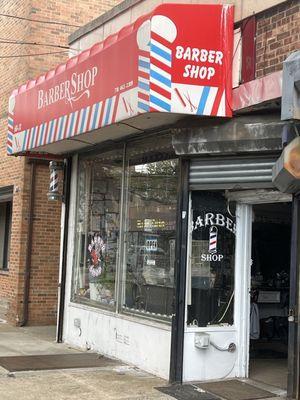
[57,158,72,342]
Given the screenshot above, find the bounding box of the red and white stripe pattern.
[137,20,150,113]
[7,112,14,155]
[138,50,150,113]
[14,96,120,153]
[149,15,177,113]
[173,84,226,117]
[196,86,226,117]
[208,226,218,254]
[7,95,16,155]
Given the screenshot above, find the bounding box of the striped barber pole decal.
[149,15,177,113]
[136,20,151,114]
[149,31,172,112]
[16,96,119,153]
[208,226,218,254]
[102,95,118,126]
[138,49,150,113]
[7,113,14,154]
[197,87,226,117]
[49,168,59,193]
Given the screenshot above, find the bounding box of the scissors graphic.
[174,87,197,112]
[122,97,134,115]
[183,92,197,112]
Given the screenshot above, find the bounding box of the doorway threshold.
[243,378,287,398]
[157,379,287,400]
[197,379,281,400]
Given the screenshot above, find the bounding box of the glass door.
[182,191,252,382]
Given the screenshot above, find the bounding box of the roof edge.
[69,0,143,44]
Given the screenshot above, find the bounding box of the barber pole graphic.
[7,95,16,154]
[8,5,233,156]
[47,161,62,201]
[101,95,118,126]
[7,115,14,154]
[49,165,58,193]
[208,226,218,254]
[137,20,151,113]
[149,15,177,112]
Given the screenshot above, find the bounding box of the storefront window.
[72,152,123,308]
[122,159,178,320]
[187,191,235,327]
[71,136,178,321]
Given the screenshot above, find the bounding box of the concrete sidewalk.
[0,323,284,400]
[0,323,78,356]
[0,367,172,400]
[0,322,171,400]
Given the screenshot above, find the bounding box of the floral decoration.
[88,233,106,277]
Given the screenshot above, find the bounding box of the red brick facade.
[256,0,300,78]
[0,0,121,325]
[0,0,298,326]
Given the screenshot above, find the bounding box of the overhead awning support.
[171,114,293,155]
[7,4,233,156]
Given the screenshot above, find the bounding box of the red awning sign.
[7,4,233,155]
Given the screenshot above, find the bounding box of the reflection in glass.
[122,159,178,319]
[188,191,236,327]
[72,155,122,309]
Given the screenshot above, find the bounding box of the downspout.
[57,158,72,343]
[20,160,36,327]
[169,158,189,383]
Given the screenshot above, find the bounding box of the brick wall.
[0,0,31,324]
[0,0,121,325]
[28,163,63,325]
[2,0,297,325]
[256,0,300,78]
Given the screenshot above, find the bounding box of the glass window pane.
[72,153,122,309]
[0,201,12,269]
[122,159,178,320]
[188,191,236,327]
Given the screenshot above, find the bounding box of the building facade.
[6,0,300,399]
[0,0,122,325]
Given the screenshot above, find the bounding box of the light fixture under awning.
[7,3,233,156]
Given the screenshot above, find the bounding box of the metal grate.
[189,157,277,190]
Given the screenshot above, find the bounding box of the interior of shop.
[187,191,236,327]
[249,202,291,391]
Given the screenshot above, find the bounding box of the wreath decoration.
[88,233,106,278]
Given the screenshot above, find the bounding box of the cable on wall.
[0,50,70,59]
[0,12,81,28]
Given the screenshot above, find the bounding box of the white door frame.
[233,190,292,379]
[234,203,252,378]
[183,189,292,381]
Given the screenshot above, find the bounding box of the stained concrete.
[0,323,172,400]
[0,368,172,400]
[0,323,288,400]
[0,324,79,356]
